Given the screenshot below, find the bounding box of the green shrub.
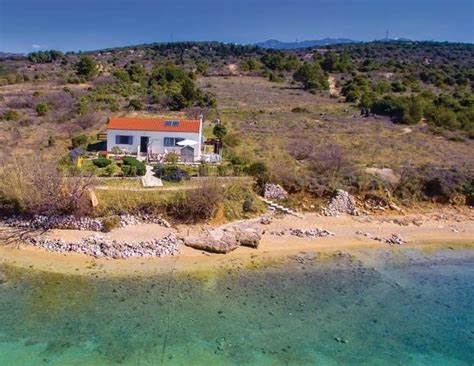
[164,152,179,164]
[213,124,227,140]
[71,134,88,148]
[36,102,50,116]
[104,164,122,177]
[75,56,98,80]
[121,165,133,177]
[92,158,112,168]
[128,98,144,110]
[101,215,121,232]
[122,156,146,176]
[242,193,256,213]
[246,162,268,177]
[2,110,21,121]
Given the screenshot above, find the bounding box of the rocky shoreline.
[269,228,336,238]
[27,233,181,259]
[1,213,171,232]
[355,231,407,245]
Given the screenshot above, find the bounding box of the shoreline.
[1,236,473,278]
[1,208,473,277]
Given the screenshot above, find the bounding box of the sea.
[0,247,473,365]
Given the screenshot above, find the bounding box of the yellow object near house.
[77,157,84,168]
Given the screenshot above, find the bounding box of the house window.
[164,137,184,147]
[115,135,133,145]
[164,120,180,127]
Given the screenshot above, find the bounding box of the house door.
[180,146,194,163]
[140,136,149,153]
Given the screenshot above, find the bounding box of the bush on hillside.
[394,166,473,204]
[2,110,21,121]
[0,158,96,216]
[128,98,144,110]
[36,102,51,116]
[306,143,356,196]
[121,156,146,176]
[71,134,88,148]
[167,180,223,223]
[75,56,98,80]
[92,158,112,168]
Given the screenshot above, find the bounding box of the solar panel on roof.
[164,120,179,126]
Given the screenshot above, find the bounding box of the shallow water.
[0,249,473,365]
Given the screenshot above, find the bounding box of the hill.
[255,38,358,49]
[0,40,473,208]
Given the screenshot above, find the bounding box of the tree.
[126,63,146,83]
[261,53,285,71]
[293,62,329,92]
[213,124,227,140]
[401,96,423,125]
[75,56,98,80]
[425,106,460,130]
[181,78,197,101]
[322,52,340,72]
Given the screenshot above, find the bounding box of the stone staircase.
[259,197,303,218]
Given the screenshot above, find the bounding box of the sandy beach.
[1,206,473,277]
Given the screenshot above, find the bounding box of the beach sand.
[0,207,473,277]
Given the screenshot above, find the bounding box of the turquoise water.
[0,248,473,365]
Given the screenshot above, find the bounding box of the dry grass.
[198,76,474,170]
[93,189,174,216]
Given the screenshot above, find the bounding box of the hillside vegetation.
[0,41,473,209]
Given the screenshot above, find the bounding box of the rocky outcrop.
[264,183,288,200]
[183,229,240,254]
[183,225,262,253]
[321,190,360,216]
[232,226,261,248]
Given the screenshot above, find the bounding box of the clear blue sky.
[1,0,473,53]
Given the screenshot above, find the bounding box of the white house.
[106,116,203,162]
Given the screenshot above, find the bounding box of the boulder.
[88,189,99,208]
[234,227,261,248]
[321,189,360,216]
[183,229,240,254]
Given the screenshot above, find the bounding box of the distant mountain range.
[0,51,25,59]
[254,38,359,49]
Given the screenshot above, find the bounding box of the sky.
[0,0,473,53]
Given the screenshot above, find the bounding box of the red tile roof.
[107,117,200,133]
